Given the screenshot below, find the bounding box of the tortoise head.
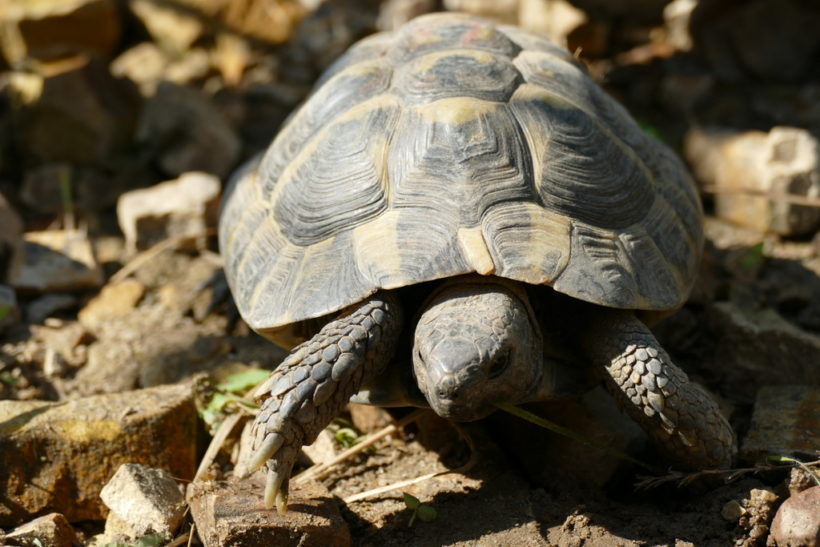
[412,279,543,421]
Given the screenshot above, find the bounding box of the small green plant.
[0,305,11,321]
[198,369,269,428]
[738,242,765,271]
[637,119,663,142]
[403,493,437,527]
[329,417,367,448]
[0,372,18,386]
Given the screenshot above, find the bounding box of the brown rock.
[129,0,203,55]
[137,82,240,178]
[111,43,210,96]
[691,0,820,82]
[770,486,820,547]
[443,0,519,23]
[116,171,221,252]
[740,386,819,464]
[100,463,186,541]
[187,477,351,547]
[0,382,198,525]
[78,279,145,331]
[10,229,103,293]
[514,0,610,58]
[377,0,438,31]
[2,512,76,547]
[685,126,820,236]
[8,56,140,166]
[21,163,122,215]
[0,0,120,65]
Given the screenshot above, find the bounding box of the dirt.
[1,1,819,545]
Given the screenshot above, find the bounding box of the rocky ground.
[0,0,819,546]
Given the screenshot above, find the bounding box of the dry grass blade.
[194,412,246,483]
[294,409,428,484]
[166,533,191,547]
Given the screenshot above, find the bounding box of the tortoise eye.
[488,349,512,379]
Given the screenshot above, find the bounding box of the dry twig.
[700,185,820,208]
[635,458,820,490]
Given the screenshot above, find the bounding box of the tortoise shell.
[219,12,703,342]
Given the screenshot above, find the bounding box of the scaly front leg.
[581,308,735,469]
[244,292,402,513]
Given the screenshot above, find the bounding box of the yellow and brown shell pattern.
[219,12,703,342]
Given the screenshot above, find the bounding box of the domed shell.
[219,12,703,340]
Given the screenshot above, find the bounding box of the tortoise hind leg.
[580,308,735,469]
[244,291,402,513]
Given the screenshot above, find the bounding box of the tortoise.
[219,12,736,512]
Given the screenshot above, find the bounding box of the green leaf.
[402,492,420,509]
[0,305,11,321]
[334,427,364,448]
[417,505,437,522]
[199,392,233,426]
[218,369,270,394]
[739,242,765,271]
[0,372,18,386]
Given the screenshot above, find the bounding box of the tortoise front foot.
[583,309,736,469]
[243,292,402,513]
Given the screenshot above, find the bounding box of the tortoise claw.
[247,432,284,475]
[265,465,287,513]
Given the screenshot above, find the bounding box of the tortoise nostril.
[437,376,458,400]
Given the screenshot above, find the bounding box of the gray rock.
[26,293,77,324]
[707,303,820,402]
[0,382,198,525]
[187,478,351,547]
[0,284,19,333]
[2,512,76,547]
[664,0,696,52]
[741,386,819,465]
[100,463,186,542]
[116,171,220,253]
[770,486,820,547]
[137,82,240,178]
[10,229,103,293]
[0,191,23,282]
[685,126,820,236]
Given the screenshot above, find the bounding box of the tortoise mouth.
[426,395,498,422]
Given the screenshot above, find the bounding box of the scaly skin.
[581,308,736,469]
[245,292,402,513]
